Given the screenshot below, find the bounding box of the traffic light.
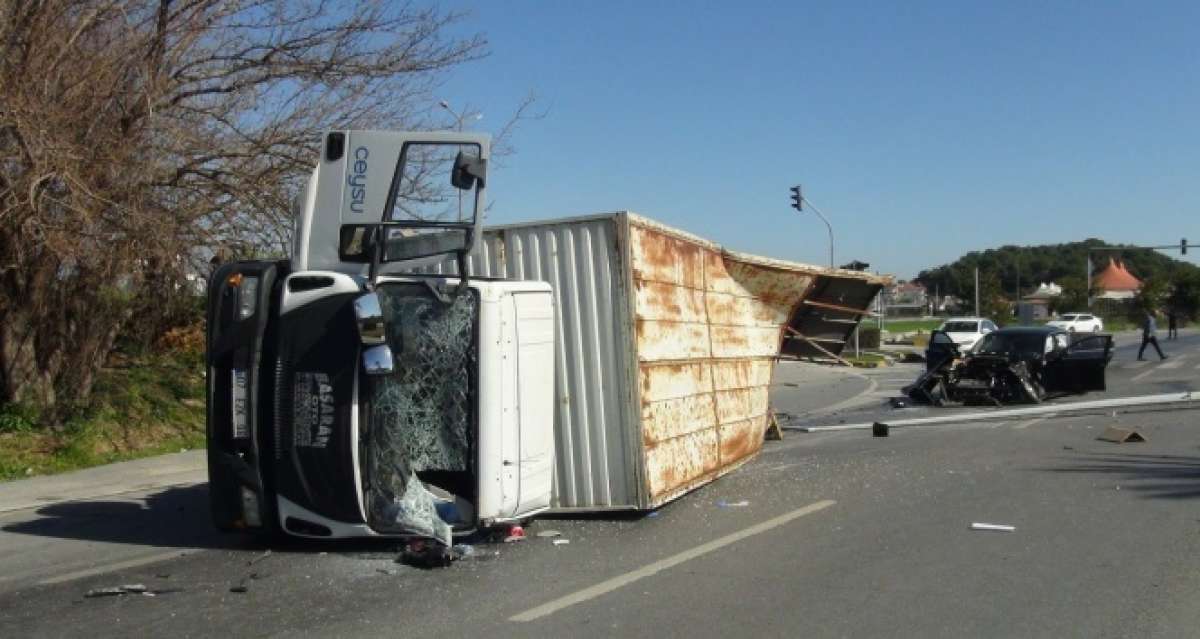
[1183,238,1188,255]
[789,186,802,211]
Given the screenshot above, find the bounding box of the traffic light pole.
[789,185,834,269]
[1086,238,1191,309]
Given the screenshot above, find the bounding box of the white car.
[1047,313,1103,333]
[936,317,998,351]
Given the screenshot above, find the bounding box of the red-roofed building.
[1093,258,1141,300]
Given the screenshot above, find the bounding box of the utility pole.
[974,267,980,317]
[789,185,834,269]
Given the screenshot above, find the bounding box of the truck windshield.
[363,283,478,543]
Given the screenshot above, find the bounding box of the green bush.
[857,327,881,349]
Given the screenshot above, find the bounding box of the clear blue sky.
[433,0,1200,278]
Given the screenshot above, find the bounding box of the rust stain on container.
[711,359,773,391]
[719,417,764,465]
[642,394,717,445]
[645,429,719,500]
[640,362,713,402]
[635,319,711,362]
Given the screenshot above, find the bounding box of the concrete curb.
[0,450,206,514]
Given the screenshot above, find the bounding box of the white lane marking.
[1126,360,1150,369]
[37,550,190,585]
[1014,414,1055,430]
[509,499,837,622]
[1131,366,1160,382]
[1160,357,1185,370]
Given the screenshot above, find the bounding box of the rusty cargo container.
[412,212,888,511]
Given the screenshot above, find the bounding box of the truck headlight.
[237,276,259,319]
[241,486,262,528]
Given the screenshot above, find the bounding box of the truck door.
[512,291,556,516]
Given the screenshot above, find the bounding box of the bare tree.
[0,0,492,419]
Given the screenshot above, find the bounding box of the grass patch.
[881,319,942,334]
[845,353,888,367]
[0,351,206,481]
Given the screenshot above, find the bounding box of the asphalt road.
[1,330,1198,638]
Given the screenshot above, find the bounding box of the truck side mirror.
[353,292,394,375]
[361,344,395,375]
[450,151,486,190]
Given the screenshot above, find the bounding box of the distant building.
[1092,258,1141,300]
[884,280,929,317]
[1021,282,1062,319]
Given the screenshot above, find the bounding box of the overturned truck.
[206,130,888,542]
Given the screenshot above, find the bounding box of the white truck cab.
[206,131,556,544]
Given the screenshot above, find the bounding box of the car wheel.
[1068,326,1075,333]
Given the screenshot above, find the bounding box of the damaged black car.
[904,326,1113,406]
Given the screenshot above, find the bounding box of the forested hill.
[916,239,1199,299]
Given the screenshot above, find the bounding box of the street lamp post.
[788,185,834,269]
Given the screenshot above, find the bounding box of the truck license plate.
[232,369,248,439]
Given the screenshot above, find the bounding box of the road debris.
[716,500,750,508]
[1097,426,1146,443]
[872,422,889,437]
[552,539,570,546]
[889,397,908,409]
[247,549,272,566]
[535,530,562,538]
[85,584,149,598]
[397,540,454,569]
[970,523,1016,532]
[503,524,527,543]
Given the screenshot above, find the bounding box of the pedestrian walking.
[1167,309,1178,340]
[1138,311,1167,360]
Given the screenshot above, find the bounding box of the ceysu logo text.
[347,146,369,214]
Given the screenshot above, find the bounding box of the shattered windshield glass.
[973,332,1046,358]
[363,283,477,545]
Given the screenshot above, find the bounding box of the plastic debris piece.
[229,585,249,594]
[451,544,476,559]
[716,500,750,508]
[872,422,889,437]
[535,530,562,538]
[247,549,272,566]
[85,584,148,598]
[646,511,660,518]
[889,397,907,408]
[552,539,570,546]
[970,522,1016,532]
[503,524,527,543]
